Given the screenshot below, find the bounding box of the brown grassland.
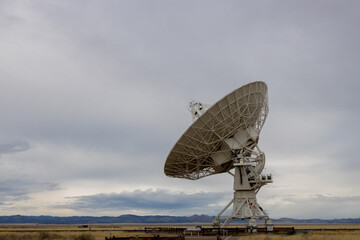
[0,224,359,240]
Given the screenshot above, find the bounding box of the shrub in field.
[0,233,37,240]
[39,232,51,240]
[73,233,95,240]
[0,235,8,240]
[38,232,64,240]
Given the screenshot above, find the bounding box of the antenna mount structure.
[164,81,273,228]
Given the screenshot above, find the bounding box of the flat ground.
[0,224,359,240]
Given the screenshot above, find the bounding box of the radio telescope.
[164,81,272,228]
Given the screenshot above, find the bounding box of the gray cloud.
[60,189,229,212]
[0,179,60,205]
[263,193,360,219]
[0,139,30,155]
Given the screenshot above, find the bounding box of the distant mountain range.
[0,215,359,224]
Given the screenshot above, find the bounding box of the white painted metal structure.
[164,81,272,228]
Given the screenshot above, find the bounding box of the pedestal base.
[213,190,269,228]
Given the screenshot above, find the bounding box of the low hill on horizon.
[0,214,359,224]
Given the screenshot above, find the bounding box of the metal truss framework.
[164,81,269,180]
[164,81,272,228]
[212,144,273,228]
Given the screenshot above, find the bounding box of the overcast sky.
[1,0,359,219]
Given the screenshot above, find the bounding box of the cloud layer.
[59,189,229,215]
[0,0,359,218]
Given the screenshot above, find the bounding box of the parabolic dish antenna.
[164,81,273,228]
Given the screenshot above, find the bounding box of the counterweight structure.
[164,81,272,228]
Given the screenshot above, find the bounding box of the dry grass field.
[0,224,359,240]
[236,231,360,240]
[0,225,150,240]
